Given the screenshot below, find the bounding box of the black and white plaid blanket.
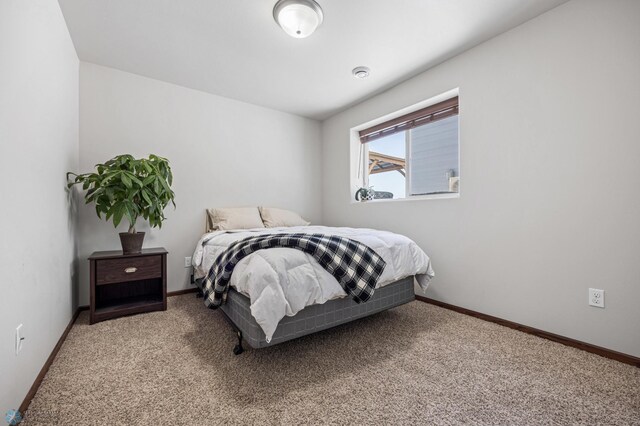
[202,233,386,309]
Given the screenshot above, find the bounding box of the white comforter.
[192,226,434,341]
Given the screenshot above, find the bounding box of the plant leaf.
[112,203,125,228]
[121,173,132,188]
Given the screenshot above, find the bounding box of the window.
[358,96,459,200]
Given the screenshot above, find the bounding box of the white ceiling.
[59,0,568,120]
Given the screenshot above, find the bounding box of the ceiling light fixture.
[352,66,370,79]
[273,0,324,39]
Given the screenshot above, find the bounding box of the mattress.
[196,276,415,348]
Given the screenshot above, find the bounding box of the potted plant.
[355,185,375,202]
[67,154,176,254]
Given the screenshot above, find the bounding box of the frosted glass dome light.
[273,0,324,39]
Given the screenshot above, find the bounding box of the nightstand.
[89,248,167,324]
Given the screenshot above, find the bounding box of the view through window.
[367,132,406,199]
[360,96,459,200]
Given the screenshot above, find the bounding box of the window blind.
[359,96,458,144]
[409,114,459,195]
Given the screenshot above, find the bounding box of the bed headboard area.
[204,207,310,232]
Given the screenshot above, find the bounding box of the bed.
[192,221,434,354]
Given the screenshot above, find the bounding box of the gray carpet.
[23,295,640,425]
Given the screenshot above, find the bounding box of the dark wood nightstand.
[89,248,167,324]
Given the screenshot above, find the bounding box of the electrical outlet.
[16,324,24,355]
[589,288,604,308]
[184,256,192,268]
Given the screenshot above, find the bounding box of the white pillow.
[259,207,310,228]
[206,207,265,231]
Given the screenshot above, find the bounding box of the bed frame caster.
[233,331,244,355]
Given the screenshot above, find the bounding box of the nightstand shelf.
[89,248,167,324]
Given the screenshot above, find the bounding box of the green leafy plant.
[67,154,176,233]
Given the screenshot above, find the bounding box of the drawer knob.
[124,267,138,274]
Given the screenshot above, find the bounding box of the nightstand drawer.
[96,255,162,285]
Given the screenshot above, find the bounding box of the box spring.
[195,276,415,348]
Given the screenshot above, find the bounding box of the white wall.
[0,0,79,414]
[322,0,640,357]
[77,63,322,304]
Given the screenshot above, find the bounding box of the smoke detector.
[352,66,370,79]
